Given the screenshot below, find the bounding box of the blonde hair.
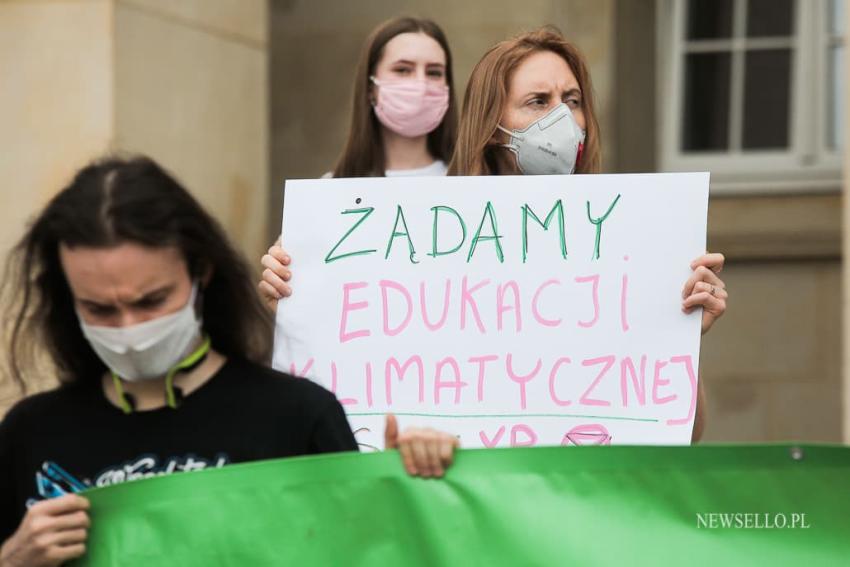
[448,27,601,176]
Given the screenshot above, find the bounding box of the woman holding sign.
[261,27,727,440]
[261,16,458,307]
[448,27,727,440]
[0,156,456,567]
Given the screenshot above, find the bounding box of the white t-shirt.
[322,160,447,179]
[386,160,447,177]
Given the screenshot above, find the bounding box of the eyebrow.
[523,85,581,96]
[390,59,445,68]
[78,284,175,309]
[524,90,554,100]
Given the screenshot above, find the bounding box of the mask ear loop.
[368,76,379,106]
[165,335,211,409]
[110,335,212,414]
[111,374,134,415]
[495,124,524,173]
[495,124,517,147]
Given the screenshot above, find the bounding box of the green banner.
[71,445,850,566]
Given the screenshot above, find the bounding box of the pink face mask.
[370,76,450,138]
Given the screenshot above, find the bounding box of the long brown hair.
[332,16,458,178]
[448,27,601,176]
[2,155,273,393]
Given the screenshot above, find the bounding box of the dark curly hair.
[2,155,272,393]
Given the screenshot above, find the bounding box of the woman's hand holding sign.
[384,414,459,478]
[259,240,292,310]
[682,253,728,335]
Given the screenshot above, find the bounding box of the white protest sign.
[273,173,709,449]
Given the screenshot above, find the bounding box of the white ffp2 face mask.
[79,284,203,381]
[497,103,585,175]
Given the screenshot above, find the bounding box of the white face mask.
[497,103,586,175]
[79,284,203,381]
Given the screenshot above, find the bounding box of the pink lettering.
[510,424,538,447]
[384,356,425,405]
[365,362,373,407]
[548,357,572,406]
[562,424,612,446]
[652,360,677,405]
[480,426,506,448]
[288,359,314,377]
[420,279,451,331]
[434,356,468,404]
[506,353,542,410]
[380,280,413,336]
[468,354,499,402]
[339,282,371,343]
[531,279,562,327]
[579,355,614,406]
[620,272,630,332]
[575,275,600,328]
[620,355,647,407]
[330,361,357,406]
[667,355,698,425]
[460,276,489,333]
[496,281,523,332]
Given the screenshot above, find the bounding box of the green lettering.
[522,200,567,263]
[467,201,504,263]
[586,194,621,260]
[324,207,377,264]
[384,205,419,263]
[429,205,466,258]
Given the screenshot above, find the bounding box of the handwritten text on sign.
[273,173,709,448]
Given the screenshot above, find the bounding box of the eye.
[135,295,166,309]
[565,95,582,109]
[392,66,413,76]
[527,97,547,108]
[84,304,116,317]
[426,69,445,79]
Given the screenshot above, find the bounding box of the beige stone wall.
[0,0,115,410]
[114,0,269,261]
[0,0,269,414]
[0,0,115,259]
[704,194,842,442]
[701,260,842,442]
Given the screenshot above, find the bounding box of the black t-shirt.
[0,357,358,543]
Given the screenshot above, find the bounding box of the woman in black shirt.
[0,156,457,567]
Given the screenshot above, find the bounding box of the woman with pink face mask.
[330,16,457,178]
[258,16,457,308]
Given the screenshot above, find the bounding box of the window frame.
[656,0,843,194]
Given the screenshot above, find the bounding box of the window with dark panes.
[681,0,793,152]
[659,0,845,192]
